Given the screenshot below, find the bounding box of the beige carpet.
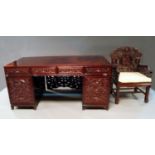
[0,88,155,119]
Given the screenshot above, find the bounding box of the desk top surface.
[6,56,110,67]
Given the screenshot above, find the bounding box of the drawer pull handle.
[20,80,26,83]
[103,73,107,76]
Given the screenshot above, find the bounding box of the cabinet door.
[83,76,110,108]
[7,76,35,106]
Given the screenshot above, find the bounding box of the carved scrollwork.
[137,65,153,77]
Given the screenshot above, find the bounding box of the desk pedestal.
[83,75,110,109]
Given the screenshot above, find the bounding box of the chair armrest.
[137,65,153,77]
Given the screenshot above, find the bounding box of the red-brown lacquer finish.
[4,56,112,110]
[83,76,110,109]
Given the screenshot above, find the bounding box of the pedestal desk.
[4,56,112,110]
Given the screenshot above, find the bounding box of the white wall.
[0,36,154,90]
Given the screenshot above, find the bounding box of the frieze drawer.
[58,66,83,74]
[31,67,56,75]
[5,67,30,75]
[84,67,111,74]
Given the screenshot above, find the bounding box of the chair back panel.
[111,47,142,72]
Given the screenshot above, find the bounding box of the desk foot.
[82,105,108,110]
[82,106,86,110]
[11,105,14,110]
[33,106,37,110]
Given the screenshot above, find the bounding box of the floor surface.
[0,88,155,119]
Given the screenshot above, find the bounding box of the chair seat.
[119,72,152,83]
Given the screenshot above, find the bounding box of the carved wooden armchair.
[111,47,152,104]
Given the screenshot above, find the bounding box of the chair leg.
[144,86,151,103]
[110,82,113,94]
[134,87,138,93]
[115,84,120,104]
[111,80,114,94]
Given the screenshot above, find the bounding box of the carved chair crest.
[111,47,142,72]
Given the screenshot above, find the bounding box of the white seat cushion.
[119,72,152,83]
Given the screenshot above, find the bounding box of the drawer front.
[7,76,35,105]
[84,67,111,75]
[58,66,83,74]
[31,67,56,75]
[83,76,111,107]
[5,67,30,75]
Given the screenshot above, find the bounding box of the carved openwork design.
[7,77,35,104]
[83,76,110,107]
[45,76,83,90]
[137,65,153,77]
[111,47,142,72]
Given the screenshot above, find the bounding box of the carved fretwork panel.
[45,76,83,90]
[7,77,35,105]
[83,76,110,107]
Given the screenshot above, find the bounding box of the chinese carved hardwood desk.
[4,56,112,110]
